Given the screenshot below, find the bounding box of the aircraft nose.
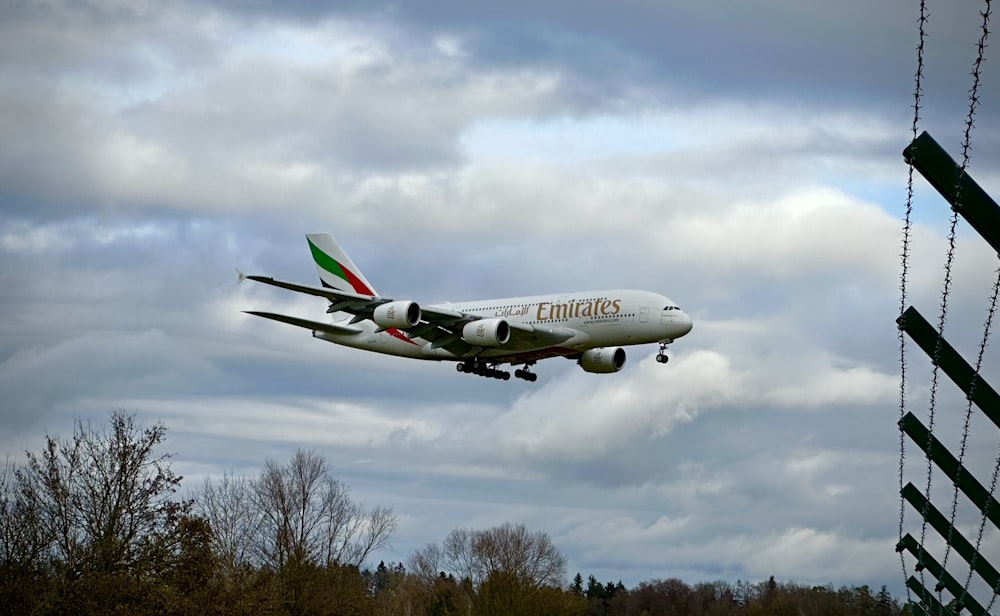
[676,311,693,337]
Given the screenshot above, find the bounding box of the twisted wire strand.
[938,2,992,604]
[920,196,960,613]
[899,2,928,607]
[966,266,1000,612]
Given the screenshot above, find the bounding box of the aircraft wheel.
[656,354,668,364]
[529,373,538,382]
[457,363,465,372]
[502,371,511,381]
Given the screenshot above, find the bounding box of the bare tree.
[22,410,187,575]
[0,456,50,614]
[443,527,483,584]
[407,540,445,585]
[254,450,326,568]
[414,522,567,589]
[193,470,260,575]
[251,449,397,570]
[348,505,398,566]
[481,523,566,587]
[409,522,569,615]
[0,458,47,571]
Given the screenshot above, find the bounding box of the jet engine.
[373,301,421,328]
[578,347,626,373]
[462,319,510,346]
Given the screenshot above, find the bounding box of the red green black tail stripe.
[307,237,374,295]
[308,236,416,346]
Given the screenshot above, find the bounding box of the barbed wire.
[969,266,1000,613]
[919,197,959,613]
[938,2,992,608]
[899,2,1000,612]
[899,1,927,607]
[984,471,1000,612]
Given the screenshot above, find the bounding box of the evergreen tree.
[585,575,605,600]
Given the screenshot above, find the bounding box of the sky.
[2,0,1000,602]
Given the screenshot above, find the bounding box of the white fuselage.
[313,289,692,364]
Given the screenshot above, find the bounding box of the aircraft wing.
[243,274,462,326]
[242,273,579,354]
[414,309,579,354]
[416,306,575,341]
[243,274,384,314]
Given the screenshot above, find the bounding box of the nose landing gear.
[656,340,671,364]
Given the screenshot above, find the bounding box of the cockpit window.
[663,305,681,311]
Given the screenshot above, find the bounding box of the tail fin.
[305,233,378,296]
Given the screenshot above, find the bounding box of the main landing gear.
[456,361,537,382]
[655,340,671,364]
[513,366,538,382]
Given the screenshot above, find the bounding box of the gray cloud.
[203,0,998,117]
[2,0,998,600]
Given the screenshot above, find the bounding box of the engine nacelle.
[462,319,510,346]
[578,347,626,373]
[373,301,421,328]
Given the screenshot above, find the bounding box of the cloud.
[0,329,224,427]
[492,350,742,461]
[766,362,898,409]
[4,1,999,600]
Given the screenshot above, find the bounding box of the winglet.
[236,268,247,283]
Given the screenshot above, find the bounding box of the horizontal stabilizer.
[243,311,362,336]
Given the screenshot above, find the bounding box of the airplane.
[241,233,693,382]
